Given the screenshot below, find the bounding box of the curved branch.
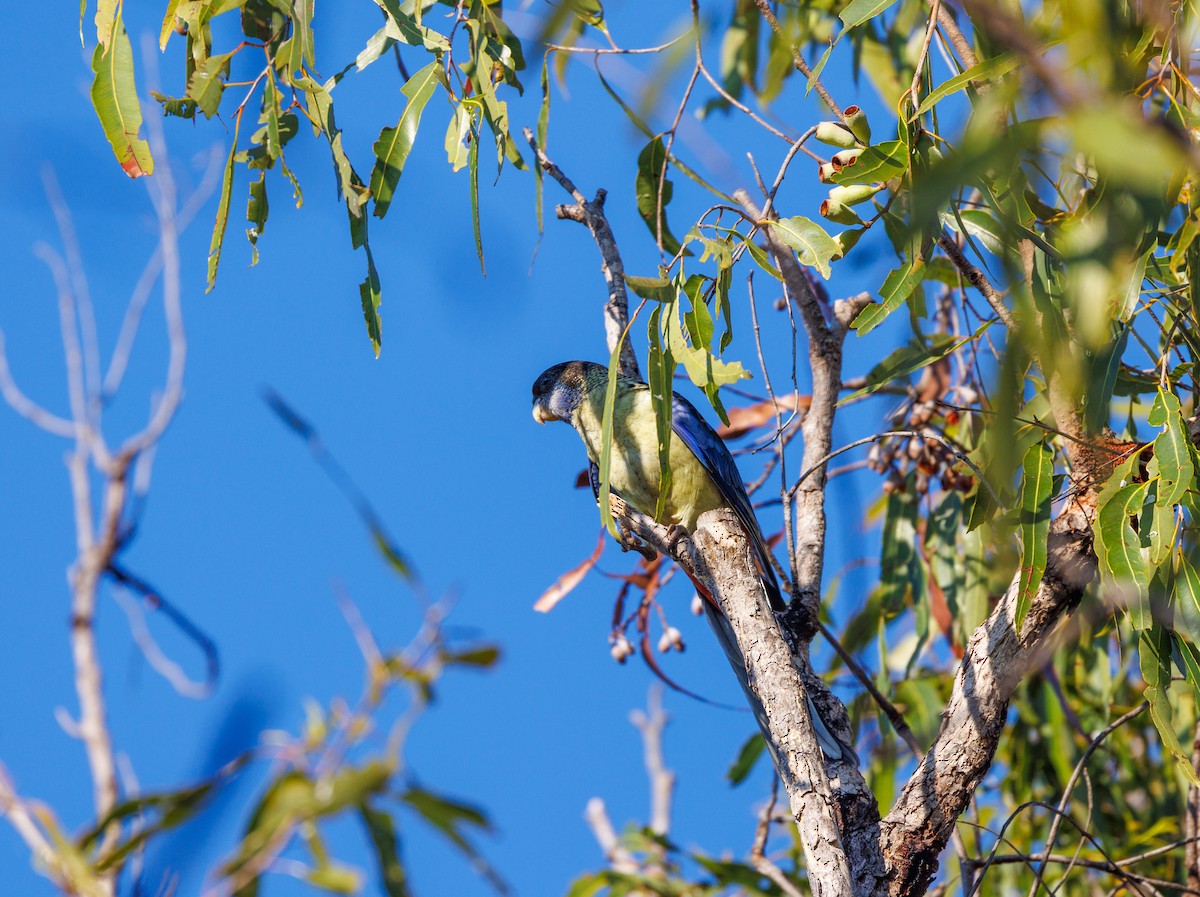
[524,127,639,378]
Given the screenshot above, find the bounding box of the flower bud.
[691,593,704,615]
[815,120,859,149]
[658,626,685,653]
[844,106,871,144]
[610,634,634,663]
[831,149,861,171]
[833,227,864,258]
[828,183,884,207]
[820,198,863,225]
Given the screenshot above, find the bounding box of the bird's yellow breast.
[573,386,724,532]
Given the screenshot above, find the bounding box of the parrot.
[531,360,853,764]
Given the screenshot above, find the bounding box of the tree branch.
[524,127,639,378]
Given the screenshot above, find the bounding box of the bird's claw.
[664,524,692,561]
[609,494,657,561]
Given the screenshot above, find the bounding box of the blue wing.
[669,392,784,610]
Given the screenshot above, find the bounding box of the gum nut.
[844,105,872,144]
[821,198,862,225]
[828,183,883,206]
[658,632,673,653]
[815,120,859,148]
[818,161,838,182]
[831,149,862,170]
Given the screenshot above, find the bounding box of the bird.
[531,360,854,764]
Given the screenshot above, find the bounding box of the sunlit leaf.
[765,216,838,279]
[851,258,926,334]
[1015,441,1054,631]
[371,62,446,218]
[90,14,153,178]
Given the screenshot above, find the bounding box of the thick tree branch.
[524,127,639,379]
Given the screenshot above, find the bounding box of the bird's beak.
[532,403,550,424]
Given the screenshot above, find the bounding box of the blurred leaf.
[880,480,920,616]
[1015,441,1054,631]
[534,531,605,612]
[358,804,411,897]
[400,786,504,891]
[717,393,810,439]
[841,332,966,401]
[726,733,765,785]
[445,645,502,668]
[90,14,153,178]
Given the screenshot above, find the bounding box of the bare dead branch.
[750,780,806,897]
[629,686,675,836]
[523,127,639,378]
[0,766,59,878]
[584,798,640,875]
[0,331,76,437]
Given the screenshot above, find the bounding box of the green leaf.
[625,275,674,303]
[468,117,485,275]
[1095,481,1150,627]
[359,233,383,357]
[535,55,550,234]
[839,0,901,30]
[1015,441,1054,631]
[880,480,920,615]
[831,140,906,186]
[246,171,268,266]
[358,804,410,897]
[400,787,495,870]
[636,137,683,255]
[188,50,234,120]
[765,216,838,279]
[1150,387,1194,507]
[647,306,676,522]
[158,0,184,50]
[852,258,926,334]
[915,51,1020,116]
[90,14,154,178]
[1145,680,1200,786]
[207,115,241,293]
[377,0,450,52]
[444,645,501,668]
[370,62,445,219]
[597,344,624,539]
[840,332,969,403]
[726,733,765,786]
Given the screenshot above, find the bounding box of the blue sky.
[0,4,913,896]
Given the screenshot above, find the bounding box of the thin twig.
[524,127,639,378]
[749,779,804,897]
[909,0,942,113]
[1028,701,1149,897]
[937,234,1017,330]
[750,0,844,119]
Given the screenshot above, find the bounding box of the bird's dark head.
[531,360,604,424]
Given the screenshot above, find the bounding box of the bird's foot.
[609,495,657,561]
[663,524,693,561]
